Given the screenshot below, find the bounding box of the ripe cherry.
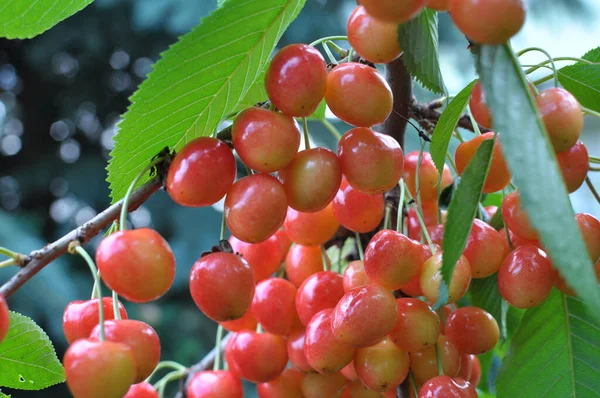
[333,177,385,233]
[265,44,328,117]
[502,191,538,241]
[332,284,398,347]
[225,173,287,243]
[257,368,304,398]
[64,339,136,398]
[220,309,257,333]
[278,147,342,212]
[63,297,127,344]
[409,335,461,386]
[325,63,393,127]
[449,0,525,44]
[166,137,236,207]
[284,204,340,246]
[469,81,493,129]
[232,108,300,173]
[557,140,589,193]
[576,213,600,262]
[187,370,243,398]
[354,338,409,392]
[190,252,255,322]
[498,227,541,251]
[305,309,356,373]
[341,380,394,397]
[403,151,453,201]
[96,228,175,303]
[274,228,292,262]
[427,0,450,11]
[420,252,472,304]
[0,295,8,343]
[301,372,349,398]
[536,87,583,152]
[229,235,282,282]
[343,260,370,292]
[341,361,359,381]
[338,127,404,194]
[287,329,314,372]
[389,298,440,353]
[457,354,473,381]
[359,0,426,24]
[469,355,481,387]
[347,6,402,64]
[124,382,158,398]
[252,278,301,336]
[418,375,477,398]
[485,205,498,219]
[462,219,507,278]
[225,331,288,383]
[296,271,345,326]
[406,201,441,241]
[285,244,326,287]
[399,243,433,297]
[445,307,500,354]
[498,245,555,308]
[90,320,160,382]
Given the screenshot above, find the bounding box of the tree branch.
[409,98,492,134]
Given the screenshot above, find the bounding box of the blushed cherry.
[341,361,358,381]
[427,0,450,11]
[63,297,127,344]
[124,382,158,398]
[576,213,600,262]
[274,228,292,262]
[347,6,401,64]
[296,271,345,326]
[403,151,453,201]
[485,205,498,219]
[220,309,257,333]
[252,278,301,336]
[354,338,409,392]
[305,309,356,373]
[333,177,385,233]
[187,370,243,398]
[469,355,481,387]
[257,368,304,398]
[226,331,288,383]
[285,244,326,287]
[96,228,175,303]
[557,140,589,193]
[418,375,477,398]
[409,335,461,386]
[399,243,433,297]
[502,191,538,241]
[420,252,472,304]
[445,307,500,354]
[285,204,340,246]
[301,372,349,398]
[229,235,282,282]
[469,81,493,129]
[287,329,314,372]
[463,219,507,278]
[343,260,370,292]
[457,354,473,381]
[536,87,583,152]
[0,294,8,343]
[341,380,394,397]
[498,227,541,251]
[389,298,440,353]
[359,0,427,24]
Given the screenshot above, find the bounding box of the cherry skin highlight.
[284,204,340,246]
[354,338,410,392]
[576,213,600,262]
[502,191,538,241]
[225,173,288,243]
[265,44,328,117]
[278,147,342,212]
[167,137,236,207]
[347,6,402,64]
[0,295,8,343]
[257,368,304,398]
[287,329,314,372]
[389,298,440,353]
[359,0,427,24]
[229,235,282,282]
[557,140,589,193]
[403,151,453,201]
[420,252,472,304]
[190,252,255,322]
[343,260,370,292]
[325,63,393,127]
[186,370,243,398]
[285,244,326,287]
[409,335,461,386]
[124,382,158,398]
[225,331,288,383]
[96,228,175,303]
[63,297,127,344]
[296,271,345,326]
[418,375,477,398]
[252,277,301,336]
[536,87,583,153]
[333,177,385,233]
[469,81,493,129]
[232,108,300,173]
[445,307,500,354]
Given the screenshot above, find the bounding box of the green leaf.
[217,0,227,8]
[0,312,65,390]
[107,0,306,201]
[476,44,600,314]
[326,237,355,274]
[481,192,503,208]
[307,100,327,121]
[488,207,504,231]
[496,290,600,397]
[0,390,10,398]
[430,80,476,173]
[435,139,494,308]
[397,9,445,94]
[558,64,600,112]
[0,0,93,39]
[582,47,600,63]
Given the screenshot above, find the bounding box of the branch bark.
[409,97,492,134]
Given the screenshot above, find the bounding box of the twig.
[408,97,492,134]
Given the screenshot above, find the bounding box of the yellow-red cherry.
[220,308,257,333]
[502,191,538,241]
[389,298,440,353]
[420,252,472,304]
[403,151,453,201]
[285,244,326,287]
[409,335,461,386]
[428,0,450,11]
[399,243,433,297]
[63,297,127,344]
[576,213,600,263]
[359,0,427,24]
[536,87,583,153]
[347,6,402,64]
[296,271,345,326]
[354,338,409,392]
[284,204,340,246]
[225,331,288,383]
[229,235,282,282]
[301,372,350,398]
[469,81,493,129]
[333,177,385,233]
[557,140,589,193]
[257,368,304,398]
[343,260,370,292]
[187,370,243,398]
[445,306,500,354]
[124,382,158,398]
[252,277,302,336]
[287,329,314,372]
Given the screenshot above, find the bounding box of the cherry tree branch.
[409,97,492,134]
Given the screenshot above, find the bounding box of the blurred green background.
[0,0,598,396]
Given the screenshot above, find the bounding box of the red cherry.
[63,297,128,344]
[96,229,175,303]
[457,354,473,381]
[389,298,440,353]
[355,338,409,392]
[64,339,136,398]
[285,244,327,287]
[427,0,450,11]
[576,213,600,262]
[0,295,8,343]
[406,201,441,241]
[225,173,288,243]
[359,0,426,24]
[252,278,301,336]
[284,204,340,246]
[274,228,292,262]
[557,141,589,193]
[469,81,492,129]
[332,284,398,347]
[190,252,255,322]
[501,191,538,241]
[347,6,402,64]
[257,368,304,398]
[536,87,583,152]
[225,331,288,383]
[469,355,481,387]
[333,177,385,233]
[498,245,554,308]
[278,147,342,212]
[232,108,300,173]
[399,243,433,297]
[343,260,370,292]
[301,372,350,398]
[187,370,243,398]
[265,44,328,117]
[409,335,461,386]
[498,227,541,251]
[166,137,236,207]
[445,307,500,354]
[220,309,257,333]
[418,375,477,398]
[449,0,525,44]
[287,329,314,372]
[229,235,282,282]
[305,309,356,373]
[420,252,472,304]
[296,271,345,326]
[341,361,359,381]
[403,151,453,201]
[124,382,158,398]
[484,205,498,220]
[325,63,393,127]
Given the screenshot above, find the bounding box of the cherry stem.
[453,129,465,143]
[220,211,227,241]
[502,190,515,251]
[523,56,595,75]
[321,42,338,65]
[383,204,392,230]
[112,290,121,320]
[403,182,437,254]
[516,47,558,87]
[302,118,311,150]
[321,246,330,272]
[154,369,188,398]
[409,371,419,397]
[0,247,23,260]
[355,232,364,261]
[435,342,444,376]
[466,104,482,136]
[213,325,225,371]
[309,35,348,47]
[326,40,347,57]
[582,106,600,119]
[589,166,600,172]
[0,259,16,269]
[589,156,600,164]
[321,119,342,140]
[585,176,600,204]
[146,361,187,383]
[415,141,426,242]
[396,179,405,233]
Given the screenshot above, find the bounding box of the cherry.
[301,372,349,398]
[225,173,288,243]
[257,368,304,398]
[285,244,326,287]
[252,277,301,336]
[445,307,500,354]
[229,235,282,282]
[437,304,455,335]
[358,0,426,24]
[389,298,440,353]
[462,219,507,278]
[355,338,410,392]
[0,294,8,343]
[90,319,160,382]
[457,354,473,381]
[448,0,525,44]
[427,0,450,11]
[232,108,300,173]
[305,309,356,373]
[403,151,453,201]
[536,87,583,152]
[341,361,359,381]
[296,271,345,326]
[485,205,498,220]
[284,204,340,246]
[63,297,128,344]
[409,335,461,386]
[399,243,433,297]
[124,382,158,398]
[557,140,589,193]
[469,81,493,129]
[343,260,370,292]
[166,137,236,207]
[418,375,477,398]
[287,329,314,372]
[498,245,555,308]
[338,127,404,194]
[274,228,292,262]
[347,6,402,64]
[187,370,243,398]
[406,202,441,241]
[64,339,136,398]
[96,228,175,303]
[325,63,393,127]
[225,331,288,383]
[502,191,538,240]
[220,308,257,333]
[420,252,472,304]
[278,147,342,212]
[332,283,398,347]
[341,380,394,397]
[265,44,328,117]
[469,355,481,387]
[498,227,541,251]
[333,177,385,233]
[576,213,600,262]
[190,252,255,322]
